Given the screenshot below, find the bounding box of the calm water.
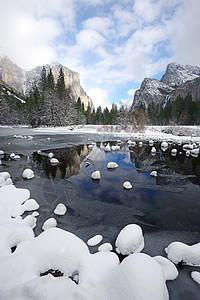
[29,140,200,234]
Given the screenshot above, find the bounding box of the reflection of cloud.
[86,146,106,161]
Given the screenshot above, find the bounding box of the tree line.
[16,66,199,127]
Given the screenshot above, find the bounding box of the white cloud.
[87,88,109,109]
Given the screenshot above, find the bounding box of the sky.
[1,0,200,109]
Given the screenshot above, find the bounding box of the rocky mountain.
[131,62,200,111]
[0,55,93,109]
[0,79,26,125]
[170,77,200,103]
[161,63,200,87]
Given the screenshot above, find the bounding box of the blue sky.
[1,0,200,109]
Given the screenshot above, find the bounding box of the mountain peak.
[161,62,200,88]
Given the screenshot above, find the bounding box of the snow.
[123,181,132,189]
[48,152,54,158]
[107,162,118,169]
[191,271,200,285]
[0,150,4,155]
[150,170,157,177]
[161,141,168,152]
[22,169,34,179]
[0,173,180,300]
[115,224,144,255]
[50,158,59,165]
[98,243,113,252]
[171,149,177,156]
[165,241,200,266]
[87,235,103,246]
[91,170,101,180]
[151,146,156,154]
[54,203,67,216]
[42,218,57,231]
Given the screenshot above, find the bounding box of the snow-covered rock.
[10,153,15,159]
[115,224,144,255]
[98,243,113,252]
[150,171,157,177]
[54,203,67,216]
[48,152,54,158]
[91,170,101,180]
[0,150,4,155]
[42,218,57,231]
[151,147,156,154]
[191,271,200,285]
[171,149,177,156]
[139,141,143,147]
[191,148,199,157]
[107,162,118,169]
[183,144,193,151]
[165,241,200,266]
[87,235,103,246]
[50,158,59,165]
[123,181,132,189]
[22,169,34,179]
[149,140,154,146]
[161,141,168,152]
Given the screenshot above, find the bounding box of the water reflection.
[32,144,90,179]
[30,141,200,232]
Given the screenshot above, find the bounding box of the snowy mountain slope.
[131,62,200,111]
[161,62,200,88]
[0,55,93,109]
[131,78,174,110]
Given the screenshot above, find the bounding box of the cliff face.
[131,62,200,110]
[0,55,93,109]
[170,77,200,102]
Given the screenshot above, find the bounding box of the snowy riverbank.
[1,125,200,299]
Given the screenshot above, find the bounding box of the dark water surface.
[1,128,200,299]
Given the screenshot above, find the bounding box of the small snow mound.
[161,141,168,151]
[115,224,144,255]
[171,149,177,156]
[22,169,34,179]
[139,141,143,147]
[107,162,118,169]
[150,171,157,177]
[153,256,178,281]
[87,234,103,246]
[42,218,57,231]
[91,170,101,180]
[183,144,193,151]
[151,147,156,153]
[50,158,59,165]
[149,140,154,146]
[98,243,113,252]
[191,271,200,285]
[54,203,67,215]
[165,241,200,266]
[10,153,15,159]
[186,150,190,157]
[32,211,39,217]
[48,152,54,158]
[0,172,11,180]
[23,199,39,211]
[191,148,199,157]
[123,181,132,189]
